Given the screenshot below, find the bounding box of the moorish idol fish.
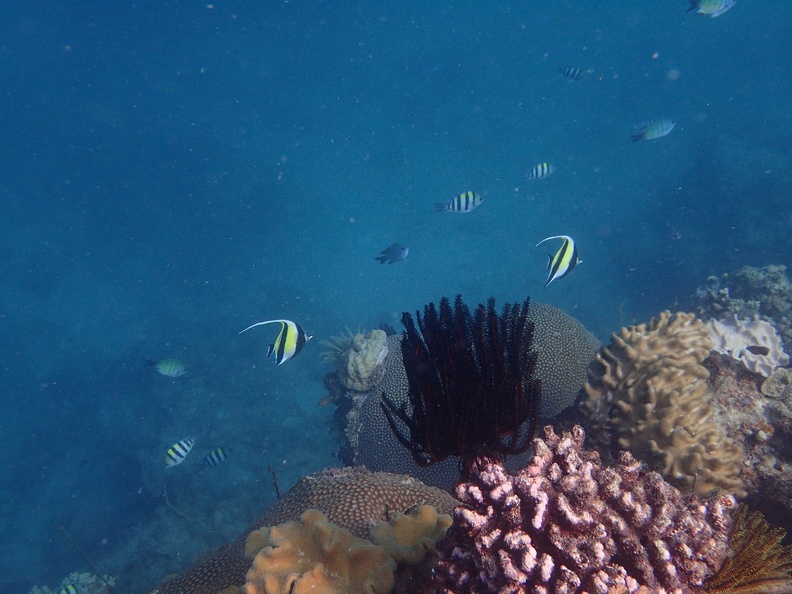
[239,319,312,365]
[435,191,483,213]
[526,162,555,180]
[165,437,196,468]
[536,235,581,287]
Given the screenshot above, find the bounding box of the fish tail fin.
[145,359,156,367]
[631,133,644,142]
[375,255,387,264]
[434,203,448,212]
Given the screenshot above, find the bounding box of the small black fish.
[746,345,770,356]
[376,243,409,264]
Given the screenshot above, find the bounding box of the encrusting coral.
[579,310,745,497]
[371,504,452,565]
[151,468,455,594]
[244,509,396,594]
[434,425,737,594]
[707,313,790,377]
[337,329,389,392]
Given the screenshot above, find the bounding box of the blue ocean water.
[1,1,790,592]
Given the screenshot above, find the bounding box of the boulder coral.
[579,310,745,497]
[244,509,396,594]
[150,468,455,594]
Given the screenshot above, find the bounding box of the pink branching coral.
[434,425,736,594]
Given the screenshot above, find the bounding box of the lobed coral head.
[434,425,735,594]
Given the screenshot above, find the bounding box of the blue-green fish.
[59,586,78,594]
[631,118,675,142]
[435,191,483,213]
[526,162,555,180]
[556,66,585,81]
[537,235,581,287]
[165,437,196,468]
[202,447,228,468]
[151,358,186,378]
[239,319,312,365]
[687,0,735,17]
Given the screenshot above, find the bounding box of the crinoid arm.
[381,294,541,472]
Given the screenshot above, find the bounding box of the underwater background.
[1,1,790,592]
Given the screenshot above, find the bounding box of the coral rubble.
[579,310,745,497]
[434,425,736,594]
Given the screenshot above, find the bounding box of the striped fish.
[239,319,312,365]
[153,358,186,378]
[687,0,735,17]
[631,118,675,142]
[203,447,228,468]
[59,586,78,594]
[165,437,196,468]
[557,66,585,81]
[536,235,581,287]
[435,191,483,213]
[526,162,555,180]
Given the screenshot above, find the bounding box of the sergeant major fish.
[59,586,78,594]
[556,66,585,81]
[687,0,735,17]
[202,447,228,468]
[631,118,676,142]
[165,437,196,468]
[435,191,483,213]
[375,243,409,264]
[526,162,555,180]
[149,358,186,378]
[536,235,581,287]
[239,319,312,366]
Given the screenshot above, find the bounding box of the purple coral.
[434,426,735,594]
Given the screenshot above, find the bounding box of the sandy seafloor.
[1,1,791,593]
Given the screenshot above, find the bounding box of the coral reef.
[338,303,599,489]
[693,264,792,349]
[434,425,737,594]
[151,467,455,594]
[244,509,396,594]
[705,354,792,532]
[29,572,116,594]
[371,504,451,565]
[707,312,789,377]
[579,310,745,497]
[382,295,541,469]
[338,329,389,392]
[703,504,792,594]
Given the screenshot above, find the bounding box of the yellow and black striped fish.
[239,319,312,366]
[59,586,78,594]
[526,162,555,180]
[557,66,585,81]
[202,447,228,468]
[165,437,196,468]
[435,191,483,213]
[536,235,581,287]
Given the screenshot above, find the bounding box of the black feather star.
[381,295,541,472]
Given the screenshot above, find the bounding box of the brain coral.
[579,310,745,497]
[244,509,396,594]
[151,468,455,594]
[344,304,600,489]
